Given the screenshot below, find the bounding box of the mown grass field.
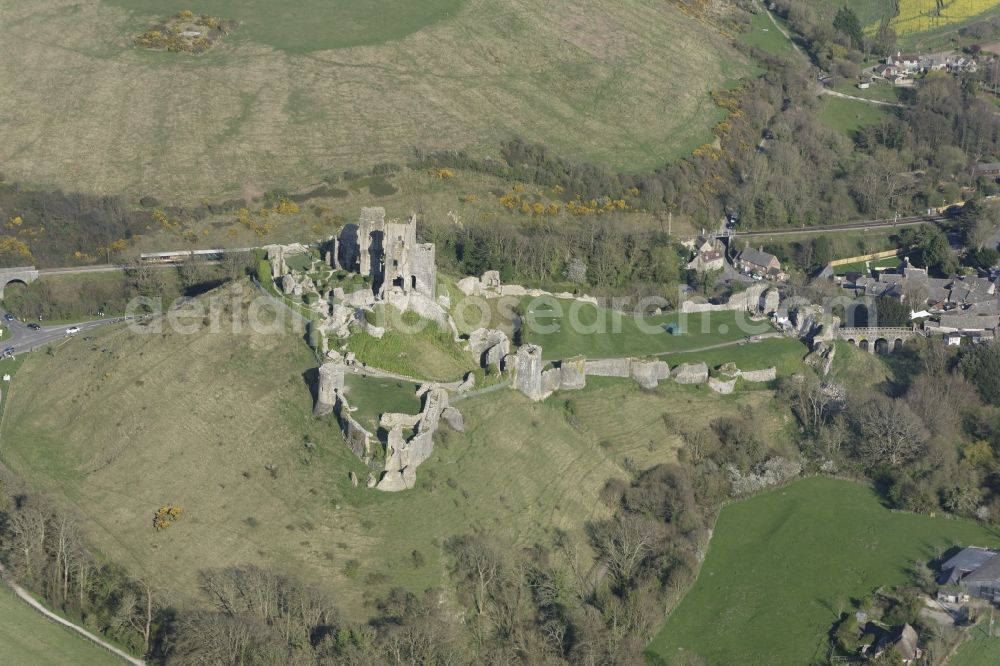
[520,303,774,361]
[647,477,1000,666]
[342,374,421,432]
[0,585,120,666]
[820,96,892,136]
[0,281,786,618]
[663,337,810,378]
[0,0,749,201]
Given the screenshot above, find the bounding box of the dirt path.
[818,87,907,108]
[0,563,145,665]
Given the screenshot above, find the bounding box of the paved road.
[1,312,139,357]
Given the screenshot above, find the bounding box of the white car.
[66,326,80,335]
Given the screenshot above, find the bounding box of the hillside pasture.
[647,477,1000,665]
[0,0,749,201]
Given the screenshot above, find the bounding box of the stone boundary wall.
[681,283,769,314]
[584,358,631,377]
[336,393,374,461]
[738,367,776,382]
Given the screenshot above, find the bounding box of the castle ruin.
[331,208,436,299]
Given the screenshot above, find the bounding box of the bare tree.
[850,393,929,466]
[446,535,503,617]
[598,516,652,590]
[7,502,47,581]
[114,577,156,653]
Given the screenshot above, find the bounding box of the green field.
[648,476,1000,665]
[832,81,905,104]
[0,0,749,201]
[950,623,1000,666]
[342,374,421,432]
[0,585,120,666]
[108,0,465,52]
[810,0,898,27]
[740,11,794,56]
[520,303,774,361]
[820,96,892,135]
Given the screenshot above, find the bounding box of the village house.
[862,624,922,664]
[887,52,920,73]
[686,238,725,273]
[737,246,785,280]
[973,162,1000,178]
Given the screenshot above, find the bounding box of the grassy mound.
[0,0,749,200]
[648,476,1000,665]
[1,282,774,617]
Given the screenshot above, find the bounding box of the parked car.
[3,313,14,322]
[66,326,81,335]
[27,323,40,330]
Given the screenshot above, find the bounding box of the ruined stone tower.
[513,344,544,401]
[335,207,436,299]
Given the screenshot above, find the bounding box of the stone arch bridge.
[0,266,39,299]
[836,327,923,354]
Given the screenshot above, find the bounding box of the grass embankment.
[648,476,1000,665]
[0,282,784,618]
[827,340,894,390]
[2,0,749,200]
[950,621,1000,666]
[345,307,475,381]
[0,584,121,666]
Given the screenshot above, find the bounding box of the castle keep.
[331,208,436,299]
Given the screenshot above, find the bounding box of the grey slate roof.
[939,546,999,585]
[738,247,778,269]
[964,555,1000,585]
[939,313,1000,331]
